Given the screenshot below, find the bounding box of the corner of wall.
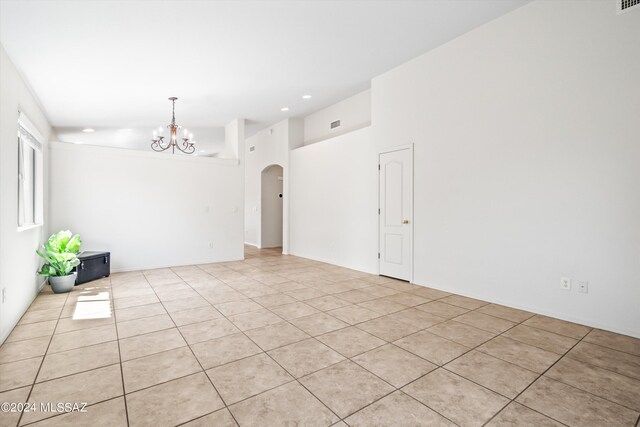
[0,44,53,344]
[287,118,304,150]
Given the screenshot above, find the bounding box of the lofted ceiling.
[0,0,528,155]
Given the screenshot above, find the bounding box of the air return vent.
[618,0,639,13]
[330,120,341,129]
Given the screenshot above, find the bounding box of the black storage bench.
[75,251,111,285]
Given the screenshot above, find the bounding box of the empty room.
[0,0,639,426]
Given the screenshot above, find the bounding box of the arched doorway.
[260,164,283,249]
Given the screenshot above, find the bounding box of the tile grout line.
[2,320,62,345]
[390,327,518,424]
[383,301,578,426]
[18,396,125,427]
[230,277,476,425]
[510,330,640,417]
[109,274,131,427]
[569,338,640,359]
[250,263,640,425]
[301,311,462,424]
[185,264,575,426]
[18,278,131,427]
[141,269,244,427]
[323,284,475,425]
[560,351,640,385]
[182,266,345,425]
[14,290,70,427]
[474,325,640,401]
[6,251,638,426]
[20,361,122,390]
[191,284,342,425]
[478,293,636,424]
[481,331,591,426]
[149,267,258,425]
[437,300,625,426]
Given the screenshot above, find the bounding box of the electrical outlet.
[560,277,571,290]
[577,281,589,294]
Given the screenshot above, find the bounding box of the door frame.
[259,163,285,251]
[378,143,414,283]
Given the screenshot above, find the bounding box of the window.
[17,112,44,229]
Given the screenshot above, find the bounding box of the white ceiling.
[0,0,527,154]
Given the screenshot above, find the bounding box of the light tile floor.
[1,246,639,426]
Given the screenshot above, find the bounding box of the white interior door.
[379,146,413,281]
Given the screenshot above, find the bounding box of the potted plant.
[36,230,82,293]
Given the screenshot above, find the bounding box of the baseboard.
[287,250,377,275]
[410,281,640,339]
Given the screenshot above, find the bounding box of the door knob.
[403,219,410,224]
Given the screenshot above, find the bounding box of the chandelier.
[151,97,195,154]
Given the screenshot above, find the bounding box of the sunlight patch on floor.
[72,299,112,320]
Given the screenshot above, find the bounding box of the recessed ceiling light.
[302,95,312,99]
[82,128,95,133]
[281,107,289,112]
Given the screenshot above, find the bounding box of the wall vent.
[618,0,640,13]
[330,120,341,129]
[249,146,255,152]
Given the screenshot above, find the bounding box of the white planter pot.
[49,273,77,293]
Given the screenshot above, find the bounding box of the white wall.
[0,44,52,343]
[373,0,640,337]
[304,89,371,145]
[290,126,377,274]
[244,118,303,252]
[49,142,244,272]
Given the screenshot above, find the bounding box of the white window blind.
[17,112,44,229]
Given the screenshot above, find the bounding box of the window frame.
[17,111,44,231]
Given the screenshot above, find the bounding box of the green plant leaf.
[36,230,82,277]
[36,249,53,264]
[48,230,71,252]
[43,241,54,253]
[51,252,77,262]
[66,234,82,253]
